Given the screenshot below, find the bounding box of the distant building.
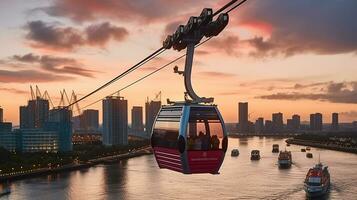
[292,114,301,131]
[48,107,73,152]
[72,133,101,145]
[310,113,323,131]
[255,117,264,134]
[0,122,12,132]
[238,102,249,133]
[264,120,273,133]
[0,131,17,152]
[19,129,59,153]
[80,109,99,131]
[286,119,293,131]
[0,106,3,122]
[145,100,161,137]
[0,129,59,153]
[272,112,283,133]
[0,120,15,152]
[20,98,49,129]
[331,113,339,131]
[131,106,144,133]
[103,96,128,146]
[20,106,29,129]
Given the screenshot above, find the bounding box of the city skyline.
[1,90,357,128]
[1,0,357,125]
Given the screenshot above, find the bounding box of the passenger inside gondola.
[211,135,220,150]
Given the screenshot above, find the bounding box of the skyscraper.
[255,117,264,134]
[0,106,3,122]
[20,106,29,129]
[80,109,99,131]
[20,98,49,129]
[48,107,73,152]
[272,112,283,133]
[310,113,323,131]
[131,106,144,133]
[145,100,161,137]
[332,112,339,131]
[238,102,248,133]
[292,114,301,131]
[103,96,128,146]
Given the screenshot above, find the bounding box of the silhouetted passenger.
[201,132,210,150]
[194,135,202,150]
[188,136,195,150]
[211,135,220,150]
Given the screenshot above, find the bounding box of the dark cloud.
[11,53,97,78]
[38,0,215,24]
[257,81,357,104]
[25,21,128,51]
[85,22,128,46]
[208,35,241,56]
[236,0,357,57]
[26,20,84,51]
[0,69,72,83]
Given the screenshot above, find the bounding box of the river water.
[1,137,357,200]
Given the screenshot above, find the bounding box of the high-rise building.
[80,109,99,131]
[264,120,273,133]
[292,114,301,131]
[131,106,144,133]
[20,106,29,129]
[272,112,283,133]
[332,112,339,131]
[310,113,323,131]
[20,98,49,129]
[255,117,264,134]
[48,107,73,152]
[103,96,128,146]
[238,102,248,133]
[0,106,3,122]
[286,119,293,131]
[145,100,161,137]
[310,114,315,130]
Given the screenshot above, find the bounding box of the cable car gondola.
[151,7,230,174]
[151,104,228,174]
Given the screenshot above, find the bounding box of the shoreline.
[0,146,153,183]
[286,139,357,154]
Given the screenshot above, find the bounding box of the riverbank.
[0,146,152,183]
[286,138,357,154]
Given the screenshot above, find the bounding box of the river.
[1,137,357,200]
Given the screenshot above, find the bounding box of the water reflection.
[2,137,357,200]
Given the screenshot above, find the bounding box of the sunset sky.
[0,0,357,125]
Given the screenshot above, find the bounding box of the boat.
[250,150,260,160]
[306,153,313,158]
[272,144,279,153]
[306,146,311,151]
[278,150,292,168]
[231,149,239,157]
[304,162,330,198]
[301,148,306,152]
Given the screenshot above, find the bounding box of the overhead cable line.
[76,37,213,114]
[64,0,244,110]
